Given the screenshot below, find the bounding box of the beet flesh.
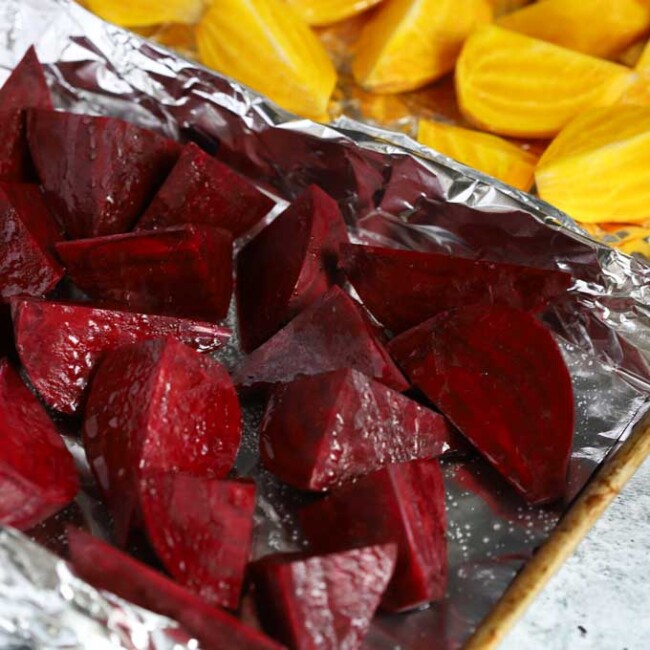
[300,459,447,612]
[55,225,233,321]
[12,297,231,413]
[388,305,575,504]
[28,109,180,238]
[341,243,572,333]
[236,185,348,352]
[0,358,78,530]
[233,286,408,394]
[136,141,274,237]
[83,337,242,544]
[261,368,452,491]
[252,544,397,650]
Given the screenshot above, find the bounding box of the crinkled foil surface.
[1,2,650,649]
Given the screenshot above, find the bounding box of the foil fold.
[0,1,649,649]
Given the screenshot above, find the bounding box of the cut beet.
[300,459,447,612]
[236,185,349,352]
[387,305,575,504]
[0,182,64,300]
[55,225,233,321]
[261,368,452,491]
[27,109,180,238]
[136,141,274,237]
[67,528,284,650]
[140,473,256,610]
[12,297,231,414]
[341,243,573,334]
[0,47,52,181]
[83,337,241,544]
[251,544,397,650]
[0,358,78,530]
[233,286,408,394]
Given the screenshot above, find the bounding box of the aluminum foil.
[1,1,649,649]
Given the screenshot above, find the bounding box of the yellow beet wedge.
[286,0,383,26]
[352,0,492,94]
[536,106,650,224]
[85,0,206,26]
[196,0,337,120]
[418,119,537,191]
[456,26,637,138]
[497,0,650,59]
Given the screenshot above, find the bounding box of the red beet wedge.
[233,286,407,393]
[83,337,241,544]
[0,47,52,181]
[236,185,348,352]
[341,243,573,333]
[251,544,397,650]
[387,305,575,504]
[27,109,180,238]
[261,368,451,491]
[136,141,274,237]
[56,225,233,321]
[141,474,256,610]
[12,297,231,414]
[0,358,78,530]
[0,182,64,300]
[300,459,447,612]
[67,528,283,650]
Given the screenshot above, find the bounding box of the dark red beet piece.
[387,305,575,504]
[27,109,180,238]
[140,474,256,610]
[12,297,231,414]
[55,225,233,321]
[233,286,408,394]
[0,47,52,181]
[236,185,348,352]
[83,337,241,544]
[67,528,284,650]
[261,368,451,491]
[251,544,397,650]
[0,358,78,530]
[136,141,274,237]
[0,182,64,300]
[300,459,447,612]
[341,243,573,334]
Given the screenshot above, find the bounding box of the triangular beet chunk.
[141,474,256,610]
[83,337,241,544]
[27,109,180,238]
[387,305,575,504]
[300,459,447,613]
[0,359,78,530]
[261,368,452,491]
[341,243,573,334]
[12,297,231,414]
[0,182,64,300]
[236,185,349,352]
[67,528,283,650]
[251,544,397,650]
[0,47,52,181]
[55,225,233,321]
[233,286,408,393]
[136,141,274,238]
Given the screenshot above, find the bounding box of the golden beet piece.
[86,0,206,26]
[456,26,636,138]
[353,0,492,94]
[286,0,383,26]
[418,119,537,191]
[536,106,650,224]
[196,0,337,119]
[498,0,650,59]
